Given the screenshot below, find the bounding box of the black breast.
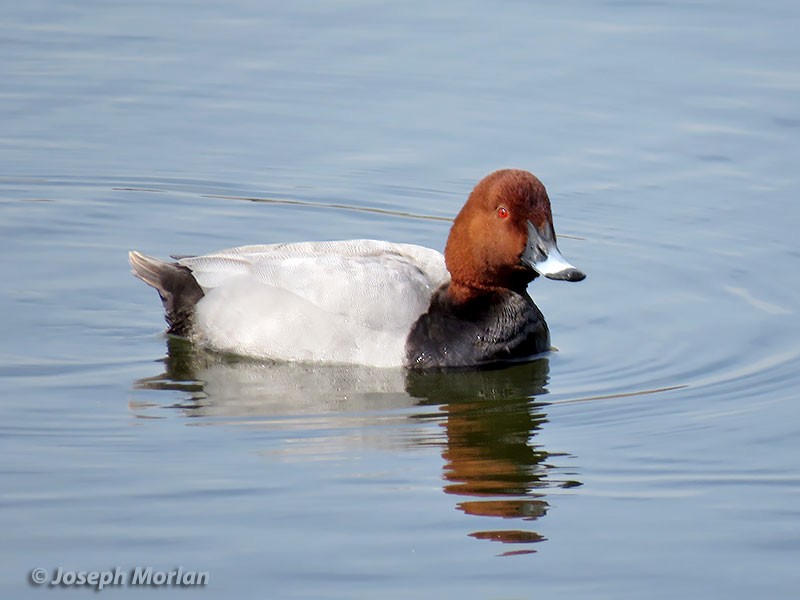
[405,284,550,369]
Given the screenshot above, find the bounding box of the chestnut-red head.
[444,169,584,298]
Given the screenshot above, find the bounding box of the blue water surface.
[1,1,799,598]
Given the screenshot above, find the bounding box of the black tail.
[129,251,205,336]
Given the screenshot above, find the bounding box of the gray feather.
[129,251,204,336]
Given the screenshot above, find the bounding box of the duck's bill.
[522,221,586,282]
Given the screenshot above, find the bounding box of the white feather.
[177,240,449,367]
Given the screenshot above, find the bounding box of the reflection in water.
[135,338,581,554]
[133,337,413,418]
[408,365,581,555]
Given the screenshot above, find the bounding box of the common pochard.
[129,169,585,368]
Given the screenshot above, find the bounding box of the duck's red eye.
[497,206,509,219]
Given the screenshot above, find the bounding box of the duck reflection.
[133,337,415,418]
[407,363,581,554]
[135,338,580,554]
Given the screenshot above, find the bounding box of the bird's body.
[130,169,585,369]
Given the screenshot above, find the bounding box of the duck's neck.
[446,277,532,305]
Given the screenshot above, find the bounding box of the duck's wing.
[178,240,449,331]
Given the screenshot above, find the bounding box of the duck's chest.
[404,287,550,369]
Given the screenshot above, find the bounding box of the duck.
[129,168,585,369]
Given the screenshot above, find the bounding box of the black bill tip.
[544,268,586,282]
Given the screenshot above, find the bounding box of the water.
[2,0,799,597]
